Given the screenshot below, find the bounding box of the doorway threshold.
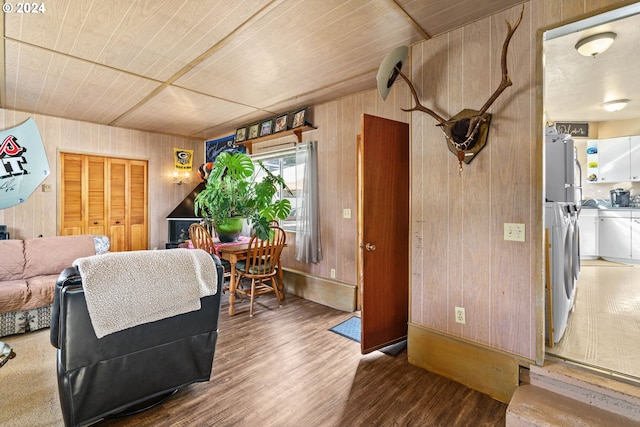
[545,353,640,389]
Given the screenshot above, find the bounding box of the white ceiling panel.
[4,41,161,123]
[113,85,259,136]
[175,0,424,108]
[1,0,530,139]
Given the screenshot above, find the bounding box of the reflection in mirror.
[543,3,640,382]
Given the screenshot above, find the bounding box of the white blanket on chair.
[73,249,218,338]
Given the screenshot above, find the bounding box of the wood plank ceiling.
[1,0,525,140]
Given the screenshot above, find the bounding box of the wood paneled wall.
[0,109,203,248]
[410,0,630,363]
[256,84,411,286]
[0,0,631,370]
[246,0,631,368]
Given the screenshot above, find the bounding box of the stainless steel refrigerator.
[545,129,582,206]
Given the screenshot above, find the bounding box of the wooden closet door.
[60,153,148,251]
[60,153,84,236]
[107,158,128,252]
[86,156,107,235]
[129,160,148,251]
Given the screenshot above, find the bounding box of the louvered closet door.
[60,153,148,251]
[60,153,84,235]
[107,158,128,253]
[86,156,107,235]
[129,160,148,251]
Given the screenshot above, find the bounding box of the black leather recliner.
[50,254,224,427]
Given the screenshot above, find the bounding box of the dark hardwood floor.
[100,292,507,426]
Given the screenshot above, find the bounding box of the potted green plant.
[194,152,292,242]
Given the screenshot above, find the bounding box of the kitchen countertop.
[580,208,640,219]
[582,198,639,210]
[581,206,639,210]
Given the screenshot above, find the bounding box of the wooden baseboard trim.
[283,268,356,312]
[408,323,519,403]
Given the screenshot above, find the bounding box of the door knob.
[365,243,376,251]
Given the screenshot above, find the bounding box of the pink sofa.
[0,234,109,337]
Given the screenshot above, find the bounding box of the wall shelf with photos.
[236,125,316,152]
[233,107,316,153]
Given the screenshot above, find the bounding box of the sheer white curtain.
[295,142,322,263]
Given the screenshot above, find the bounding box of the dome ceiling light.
[575,32,617,57]
[602,99,630,112]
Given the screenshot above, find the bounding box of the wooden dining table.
[215,236,285,316]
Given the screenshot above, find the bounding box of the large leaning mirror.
[543,3,640,381]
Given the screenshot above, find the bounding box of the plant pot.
[215,217,244,243]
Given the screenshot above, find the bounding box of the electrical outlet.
[330,268,336,279]
[455,306,466,324]
[504,223,525,242]
[343,209,351,219]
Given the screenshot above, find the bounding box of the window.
[251,148,300,231]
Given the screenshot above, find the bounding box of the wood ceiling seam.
[109,0,283,128]
[3,36,163,83]
[1,0,535,139]
[270,68,378,106]
[390,0,431,41]
[190,67,379,138]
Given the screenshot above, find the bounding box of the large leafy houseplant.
[194,152,292,241]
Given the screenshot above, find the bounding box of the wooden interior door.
[358,114,409,354]
[86,156,107,235]
[60,153,83,235]
[128,160,148,251]
[60,153,148,251]
[107,158,128,252]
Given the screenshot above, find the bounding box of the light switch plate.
[504,223,525,242]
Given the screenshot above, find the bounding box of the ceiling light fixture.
[574,32,617,57]
[602,99,630,112]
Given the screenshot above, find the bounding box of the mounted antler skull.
[377,7,524,171]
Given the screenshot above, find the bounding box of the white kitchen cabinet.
[578,209,598,259]
[597,137,630,183]
[630,136,640,181]
[599,210,632,261]
[633,211,640,260]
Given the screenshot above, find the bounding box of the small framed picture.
[274,113,289,133]
[291,108,307,128]
[248,123,260,139]
[260,119,273,137]
[235,126,247,142]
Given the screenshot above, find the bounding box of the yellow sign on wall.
[174,148,193,171]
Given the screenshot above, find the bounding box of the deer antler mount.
[377,6,524,172]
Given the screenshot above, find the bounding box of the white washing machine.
[545,202,575,344]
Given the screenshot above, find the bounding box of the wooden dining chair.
[189,223,216,254]
[189,223,231,283]
[235,225,286,317]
